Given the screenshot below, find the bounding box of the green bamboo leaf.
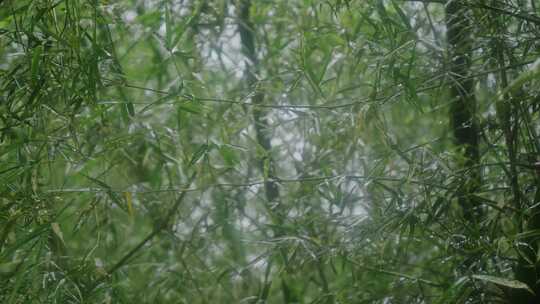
[499,58,540,97]
[0,260,21,275]
[317,49,334,85]
[177,103,202,114]
[219,145,240,166]
[165,2,172,50]
[126,102,135,117]
[136,11,162,28]
[189,143,208,167]
[390,0,411,30]
[30,45,43,85]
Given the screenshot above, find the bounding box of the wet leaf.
[472,275,534,294]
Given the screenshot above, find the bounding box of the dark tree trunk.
[237,1,298,303]
[237,0,281,209]
[445,0,481,221]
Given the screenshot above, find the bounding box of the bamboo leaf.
[30,45,43,85]
[472,275,534,294]
[51,222,65,244]
[124,192,134,218]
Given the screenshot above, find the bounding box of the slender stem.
[83,171,197,296]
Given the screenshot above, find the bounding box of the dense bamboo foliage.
[1,0,540,303]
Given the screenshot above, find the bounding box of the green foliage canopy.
[1,0,540,303]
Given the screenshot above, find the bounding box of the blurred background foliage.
[1,0,540,303]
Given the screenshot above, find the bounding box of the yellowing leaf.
[51,222,65,244]
[124,192,134,217]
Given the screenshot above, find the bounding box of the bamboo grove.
[1,0,540,303]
